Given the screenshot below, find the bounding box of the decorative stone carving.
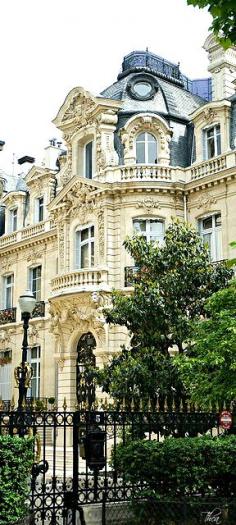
[27,247,44,263]
[195,193,217,210]
[49,295,107,351]
[203,108,218,124]
[120,114,172,165]
[28,325,39,346]
[135,197,160,211]
[58,222,65,272]
[62,92,96,123]
[97,210,105,260]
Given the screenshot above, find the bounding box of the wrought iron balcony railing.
[31,301,45,318]
[124,266,140,287]
[0,307,16,325]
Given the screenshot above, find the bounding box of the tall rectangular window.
[4,274,14,309]
[30,266,42,301]
[0,351,12,400]
[9,208,17,232]
[204,124,221,159]
[85,141,93,179]
[29,346,40,399]
[76,226,94,268]
[199,213,222,261]
[36,197,44,222]
[133,219,164,243]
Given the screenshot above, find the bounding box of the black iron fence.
[0,404,233,525]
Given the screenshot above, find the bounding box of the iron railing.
[0,306,16,325]
[0,404,233,525]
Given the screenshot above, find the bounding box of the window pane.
[202,217,212,230]
[203,232,212,257]
[85,141,93,179]
[136,142,145,163]
[81,228,89,242]
[90,226,94,237]
[216,133,221,155]
[150,220,163,235]
[215,214,221,227]
[147,133,156,142]
[81,244,89,268]
[136,133,145,142]
[206,128,214,139]
[207,137,215,159]
[91,242,94,266]
[148,141,157,163]
[133,220,146,233]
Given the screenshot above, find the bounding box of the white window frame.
[35,196,44,222]
[133,218,165,243]
[198,213,222,261]
[84,140,93,179]
[3,274,14,309]
[204,124,221,160]
[75,225,95,269]
[29,266,42,301]
[136,132,158,164]
[9,208,17,232]
[29,346,40,399]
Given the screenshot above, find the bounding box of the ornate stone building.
[0,34,236,409]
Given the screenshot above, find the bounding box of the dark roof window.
[127,74,158,100]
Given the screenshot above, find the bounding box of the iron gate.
[0,404,230,525]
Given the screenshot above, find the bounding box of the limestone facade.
[0,35,236,409]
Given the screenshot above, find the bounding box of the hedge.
[0,435,34,525]
[114,435,236,497]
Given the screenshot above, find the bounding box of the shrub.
[0,435,34,525]
[115,435,236,497]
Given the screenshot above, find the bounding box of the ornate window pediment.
[120,113,172,166]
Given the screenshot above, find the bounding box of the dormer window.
[204,124,221,159]
[9,208,17,232]
[36,196,44,222]
[85,141,93,179]
[136,133,158,164]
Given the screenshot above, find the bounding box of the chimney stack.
[203,34,236,100]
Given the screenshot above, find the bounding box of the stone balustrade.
[120,164,174,181]
[0,220,55,248]
[51,268,109,294]
[190,154,227,180]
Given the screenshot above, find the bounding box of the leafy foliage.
[175,280,236,407]
[0,435,34,525]
[97,221,232,407]
[114,435,236,497]
[187,0,236,47]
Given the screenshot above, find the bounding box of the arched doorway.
[76,332,96,408]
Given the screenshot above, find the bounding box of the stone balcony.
[51,268,110,296]
[96,151,236,184]
[0,219,55,248]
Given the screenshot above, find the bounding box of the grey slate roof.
[101,73,206,120]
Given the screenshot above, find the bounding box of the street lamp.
[16,290,36,410]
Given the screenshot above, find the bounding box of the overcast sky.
[0,0,212,175]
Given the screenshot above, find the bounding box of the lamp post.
[16,290,36,410]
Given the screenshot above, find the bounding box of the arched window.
[136,132,157,164]
[76,332,96,408]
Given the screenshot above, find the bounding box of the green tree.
[97,221,232,408]
[175,280,236,407]
[186,0,236,47]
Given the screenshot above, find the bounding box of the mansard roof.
[101,49,207,121]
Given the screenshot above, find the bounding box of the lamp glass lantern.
[19,289,36,314]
